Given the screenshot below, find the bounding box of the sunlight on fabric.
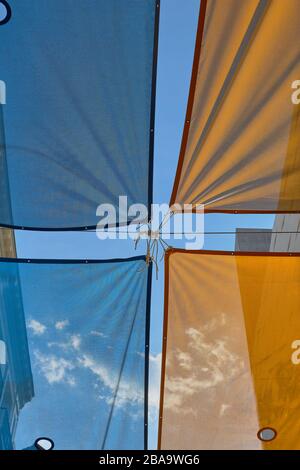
[0,0,158,229]
[0,257,151,450]
[159,250,300,450]
[171,0,300,213]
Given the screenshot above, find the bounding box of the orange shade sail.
[171,0,300,213]
[159,250,300,449]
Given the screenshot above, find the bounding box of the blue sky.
[15,0,275,450]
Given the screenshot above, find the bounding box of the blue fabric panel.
[0,257,150,450]
[0,0,158,229]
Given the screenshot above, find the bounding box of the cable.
[87,230,300,235]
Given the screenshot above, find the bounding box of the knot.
[134,216,173,279]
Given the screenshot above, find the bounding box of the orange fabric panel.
[279,105,300,211]
[171,0,300,213]
[159,250,300,450]
[236,254,300,449]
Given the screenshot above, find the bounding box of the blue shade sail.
[0,0,159,229]
[0,257,151,450]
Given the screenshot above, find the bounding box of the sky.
[14,0,275,450]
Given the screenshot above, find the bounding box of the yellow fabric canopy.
[159,250,300,449]
[171,0,300,213]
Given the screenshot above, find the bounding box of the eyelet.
[0,1,11,26]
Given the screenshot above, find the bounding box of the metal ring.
[257,427,277,442]
[34,437,55,451]
[0,1,11,26]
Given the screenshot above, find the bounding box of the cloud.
[35,332,151,419]
[175,351,192,371]
[55,320,69,331]
[47,334,81,352]
[35,347,153,417]
[90,330,107,338]
[164,315,245,413]
[66,376,76,387]
[77,351,162,419]
[70,335,81,350]
[202,312,226,332]
[219,403,231,417]
[78,354,143,411]
[28,319,47,336]
[34,351,75,386]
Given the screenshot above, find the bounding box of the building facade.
[235,228,272,252]
[236,216,300,254]
[270,215,300,252]
[0,229,33,450]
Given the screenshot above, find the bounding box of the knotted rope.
[135,212,173,279]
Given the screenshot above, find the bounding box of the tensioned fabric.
[0,0,159,229]
[0,256,151,450]
[159,250,300,450]
[170,0,300,213]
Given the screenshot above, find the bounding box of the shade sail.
[0,256,151,450]
[171,0,300,213]
[0,0,159,229]
[159,249,300,450]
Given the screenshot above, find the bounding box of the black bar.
[0,450,299,466]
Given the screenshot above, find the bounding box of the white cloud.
[66,376,76,387]
[78,354,143,411]
[219,403,231,417]
[55,320,69,331]
[90,330,107,338]
[176,351,192,371]
[70,335,81,350]
[164,316,245,413]
[35,336,153,419]
[28,319,47,336]
[34,351,75,386]
[47,334,81,352]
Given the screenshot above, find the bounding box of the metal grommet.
[257,427,277,442]
[0,1,11,26]
[34,437,55,451]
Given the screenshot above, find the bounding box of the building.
[0,229,33,450]
[236,215,300,254]
[270,215,300,252]
[235,228,272,252]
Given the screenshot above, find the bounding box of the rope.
[135,213,175,279]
